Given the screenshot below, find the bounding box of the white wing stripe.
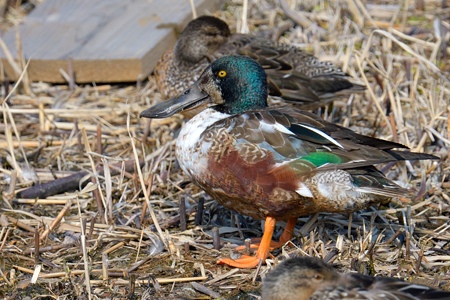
[298,124,344,149]
[274,122,295,135]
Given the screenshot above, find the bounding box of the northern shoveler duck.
[141,55,437,268]
[155,15,365,112]
[262,256,450,300]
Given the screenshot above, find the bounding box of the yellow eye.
[218,70,227,78]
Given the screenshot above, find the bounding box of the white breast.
[175,108,229,177]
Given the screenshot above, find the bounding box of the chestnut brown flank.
[197,144,316,220]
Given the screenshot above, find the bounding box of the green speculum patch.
[301,152,344,167]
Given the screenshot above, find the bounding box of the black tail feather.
[386,150,439,161]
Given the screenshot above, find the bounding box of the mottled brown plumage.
[155,16,365,111]
[262,256,450,300]
[141,56,437,268]
[178,106,432,220]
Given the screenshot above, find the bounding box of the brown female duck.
[262,256,450,300]
[155,16,365,111]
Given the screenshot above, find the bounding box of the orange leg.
[273,217,297,247]
[236,217,297,250]
[217,217,297,268]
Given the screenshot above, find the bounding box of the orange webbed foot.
[234,238,287,251]
[234,217,297,251]
[218,216,298,268]
[217,255,262,268]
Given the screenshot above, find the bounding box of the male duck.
[155,15,365,110]
[262,256,450,299]
[141,56,436,268]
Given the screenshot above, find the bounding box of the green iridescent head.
[203,55,268,114]
[140,55,268,118]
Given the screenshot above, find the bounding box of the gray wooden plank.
[0,0,218,83]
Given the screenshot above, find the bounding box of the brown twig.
[40,199,72,240]
[195,196,205,225]
[17,159,145,199]
[191,282,220,299]
[212,227,221,250]
[179,195,187,231]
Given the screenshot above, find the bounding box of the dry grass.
[0,0,449,299]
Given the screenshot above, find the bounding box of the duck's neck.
[174,38,209,67]
[215,88,268,115]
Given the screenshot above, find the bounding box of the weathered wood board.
[0,0,218,83]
